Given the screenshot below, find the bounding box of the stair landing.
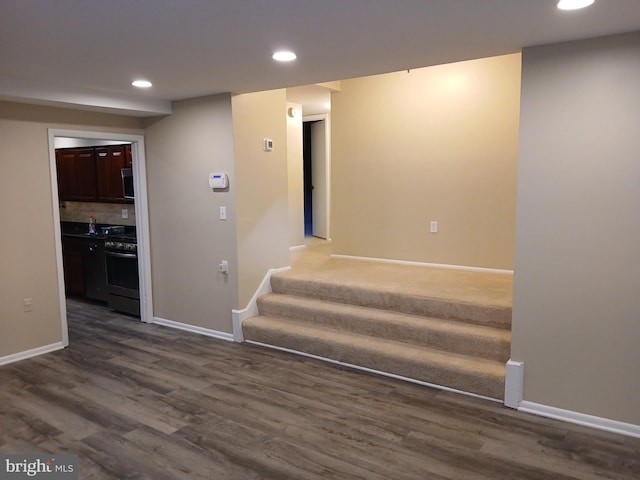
[288,240,513,326]
[243,239,513,399]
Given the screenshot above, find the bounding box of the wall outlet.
[430,221,438,233]
[23,298,33,312]
[219,206,227,220]
[121,208,129,219]
[219,260,229,273]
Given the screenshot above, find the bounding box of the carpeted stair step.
[242,314,505,399]
[257,293,510,362]
[270,274,511,330]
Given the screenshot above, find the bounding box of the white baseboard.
[519,401,640,439]
[153,317,234,342]
[504,360,524,408]
[232,265,291,342]
[330,254,513,275]
[245,339,502,403]
[0,342,65,366]
[289,244,306,252]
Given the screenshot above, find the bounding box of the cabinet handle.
[113,152,122,156]
[98,152,107,157]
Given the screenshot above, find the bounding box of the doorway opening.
[302,115,330,240]
[48,129,153,347]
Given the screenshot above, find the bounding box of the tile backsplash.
[59,201,136,226]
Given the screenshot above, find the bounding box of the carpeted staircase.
[242,266,512,399]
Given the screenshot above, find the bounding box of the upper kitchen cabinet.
[56,144,132,204]
[96,145,131,202]
[56,148,98,201]
[124,144,133,168]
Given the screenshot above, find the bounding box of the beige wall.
[232,90,290,306]
[144,94,238,332]
[331,54,521,269]
[512,32,640,424]
[286,102,305,247]
[0,101,143,358]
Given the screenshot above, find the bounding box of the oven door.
[105,250,139,300]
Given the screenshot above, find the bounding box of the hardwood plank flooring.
[0,299,638,479]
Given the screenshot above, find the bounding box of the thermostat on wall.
[263,138,274,152]
[209,172,228,190]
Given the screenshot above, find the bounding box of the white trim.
[231,266,291,342]
[0,342,65,366]
[153,317,234,342]
[504,360,524,408]
[331,253,513,275]
[245,340,502,403]
[48,129,154,335]
[519,401,640,439]
[130,138,154,324]
[289,244,306,252]
[47,130,69,347]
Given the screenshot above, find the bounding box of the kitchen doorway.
[47,129,153,347]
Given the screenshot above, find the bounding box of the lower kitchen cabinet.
[62,237,86,296]
[62,236,107,301]
[84,239,108,301]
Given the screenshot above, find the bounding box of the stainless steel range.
[104,237,139,316]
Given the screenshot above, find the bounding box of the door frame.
[48,129,154,346]
[303,113,331,240]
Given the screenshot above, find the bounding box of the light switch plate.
[219,206,227,220]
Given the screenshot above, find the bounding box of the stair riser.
[243,324,504,399]
[257,296,510,362]
[270,276,511,330]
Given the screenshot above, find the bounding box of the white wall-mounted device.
[209,172,228,190]
[263,138,274,152]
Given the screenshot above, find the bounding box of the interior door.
[311,120,327,239]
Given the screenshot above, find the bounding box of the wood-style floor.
[0,299,638,479]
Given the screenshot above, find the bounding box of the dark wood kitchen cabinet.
[124,144,133,167]
[56,148,98,201]
[61,236,107,300]
[62,236,86,296]
[56,144,132,203]
[96,145,128,202]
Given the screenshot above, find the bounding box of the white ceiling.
[1,0,640,116]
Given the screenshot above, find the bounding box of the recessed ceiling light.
[557,0,595,10]
[272,50,297,62]
[132,80,152,88]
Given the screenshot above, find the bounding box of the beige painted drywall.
[143,94,238,332]
[286,102,305,247]
[232,90,290,307]
[331,54,521,270]
[0,101,143,359]
[511,32,640,425]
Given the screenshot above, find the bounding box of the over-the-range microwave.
[121,168,134,199]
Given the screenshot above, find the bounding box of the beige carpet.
[243,238,513,399]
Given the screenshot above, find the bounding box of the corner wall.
[512,32,640,425]
[232,90,290,307]
[286,102,305,248]
[144,94,238,332]
[331,54,521,269]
